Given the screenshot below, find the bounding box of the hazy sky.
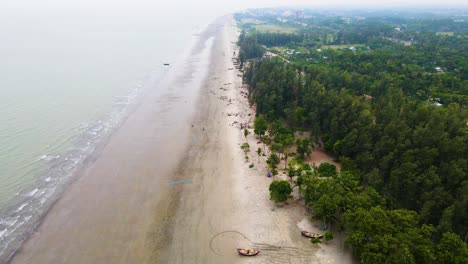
[4,0,467,11]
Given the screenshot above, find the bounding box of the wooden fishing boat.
[237,248,260,256]
[301,230,323,239]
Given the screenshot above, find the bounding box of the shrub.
[317,162,337,177]
[324,230,334,241]
[310,237,321,244]
[269,180,292,203]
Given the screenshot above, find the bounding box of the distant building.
[282,11,293,17]
[435,67,444,73]
[429,97,443,106]
[295,10,305,19]
[277,18,288,23]
[263,51,277,59]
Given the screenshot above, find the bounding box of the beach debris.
[166,179,192,185]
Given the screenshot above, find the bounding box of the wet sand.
[11,16,354,264]
[10,16,218,264]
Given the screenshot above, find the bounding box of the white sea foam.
[25,189,38,197]
[0,216,19,228]
[37,154,61,162]
[14,203,28,213]
[0,229,6,239]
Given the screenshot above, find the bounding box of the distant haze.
[3,0,468,13]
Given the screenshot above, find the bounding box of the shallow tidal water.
[0,4,219,262]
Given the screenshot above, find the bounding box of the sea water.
[0,4,220,262]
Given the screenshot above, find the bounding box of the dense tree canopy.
[237,9,468,262]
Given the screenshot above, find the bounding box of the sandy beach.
[11,16,354,264]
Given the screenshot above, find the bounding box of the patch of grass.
[325,34,334,43]
[383,37,412,46]
[436,31,454,36]
[241,18,264,25]
[252,24,297,33]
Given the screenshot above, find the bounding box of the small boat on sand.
[301,230,323,239]
[237,248,260,256]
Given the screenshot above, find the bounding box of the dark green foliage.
[244,58,468,241]
[310,237,321,244]
[296,138,312,159]
[256,147,262,163]
[269,180,292,202]
[317,162,337,177]
[266,153,280,175]
[244,128,250,139]
[254,115,268,137]
[436,232,468,264]
[238,9,468,263]
[240,142,250,155]
[344,207,437,263]
[254,32,305,47]
[324,230,334,241]
[238,31,264,67]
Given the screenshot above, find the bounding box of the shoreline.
[9,16,219,264]
[9,15,354,264]
[0,14,208,262]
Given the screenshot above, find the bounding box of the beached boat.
[237,248,260,256]
[301,230,323,239]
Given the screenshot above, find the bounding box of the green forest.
[236,8,468,264]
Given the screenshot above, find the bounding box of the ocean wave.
[25,189,38,197]
[14,203,28,213]
[36,154,61,162]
